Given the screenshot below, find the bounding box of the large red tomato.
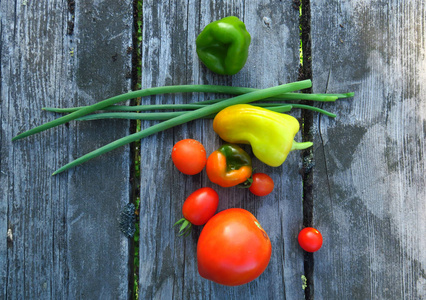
[197,208,272,286]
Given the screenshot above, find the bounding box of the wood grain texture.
[311,0,426,298]
[139,1,306,299]
[1,1,133,298]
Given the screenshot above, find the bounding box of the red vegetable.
[206,144,252,187]
[197,208,271,286]
[249,173,274,196]
[171,139,207,175]
[298,227,323,252]
[182,187,219,225]
[174,187,219,236]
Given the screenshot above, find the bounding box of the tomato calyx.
[174,187,219,237]
[174,218,192,237]
[238,176,253,188]
[238,168,257,188]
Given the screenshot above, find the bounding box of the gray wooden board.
[311,0,426,299]
[1,1,133,299]
[139,1,306,299]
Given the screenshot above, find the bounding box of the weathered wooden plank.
[1,1,133,298]
[311,0,426,298]
[139,1,306,299]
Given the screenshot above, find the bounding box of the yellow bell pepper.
[212,104,313,167]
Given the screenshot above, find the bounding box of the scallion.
[51,80,312,175]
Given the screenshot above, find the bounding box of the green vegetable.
[14,84,348,141]
[74,104,336,121]
[12,85,278,141]
[76,105,293,121]
[196,16,251,75]
[42,91,352,113]
[51,80,312,175]
[12,78,353,175]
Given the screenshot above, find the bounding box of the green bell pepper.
[196,16,251,75]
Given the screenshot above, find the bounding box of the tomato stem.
[173,218,192,237]
[238,177,253,189]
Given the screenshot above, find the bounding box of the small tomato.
[249,173,274,196]
[197,208,271,286]
[182,187,219,225]
[174,187,219,236]
[171,139,207,175]
[298,227,323,252]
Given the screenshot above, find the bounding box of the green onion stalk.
[41,90,354,113]
[51,80,312,174]
[11,80,353,175]
[74,104,336,121]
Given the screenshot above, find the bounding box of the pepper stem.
[291,141,313,151]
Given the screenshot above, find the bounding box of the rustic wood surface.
[1,0,425,299]
[311,0,426,299]
[1,1,133,299]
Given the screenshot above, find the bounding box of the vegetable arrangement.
[13,16,352,286]
[13,79,353,176]
[18,81,318,175]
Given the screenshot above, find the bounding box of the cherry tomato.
[298,227,323,252]
[249,173,274,196]
[197,208,272,286]
[182,187,219,226]
[171,139,207,175]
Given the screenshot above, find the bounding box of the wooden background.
[1,0,425,299]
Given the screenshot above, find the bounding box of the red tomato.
[171,139,207,175]
[249,173,274,196]
[298,227,323,252]
[197,208,272,286]
[182,187,219,226]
